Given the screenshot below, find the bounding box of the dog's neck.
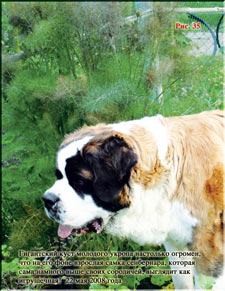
[106,181,198,247]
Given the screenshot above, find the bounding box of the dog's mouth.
[57,217,103,239]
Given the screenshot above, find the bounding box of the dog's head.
[42,132,137,238]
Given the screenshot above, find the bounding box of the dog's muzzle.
[42,192,59,211]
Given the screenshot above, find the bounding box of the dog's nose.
[42,193,59,210]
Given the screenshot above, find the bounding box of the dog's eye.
[55,169,63,180]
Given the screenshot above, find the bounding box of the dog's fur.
[43,110,224,290]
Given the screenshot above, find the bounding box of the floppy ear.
[83,135,137,202]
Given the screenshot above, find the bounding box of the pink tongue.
[58,224,73,238]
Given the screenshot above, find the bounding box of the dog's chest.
[106,184,198,247]
[106,184,171,245]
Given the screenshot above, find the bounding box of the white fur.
[137,116,169,164]
[167,201,198,245]
[106,185,198,246]
[57,136,93,177]
[106,182,171,245]
[163,204,198,290]
[164,240,195,290]
[45,178,111,228]
[213,268,225,291]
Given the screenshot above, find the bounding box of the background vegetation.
[2,2,223,290]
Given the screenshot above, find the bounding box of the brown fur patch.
[108,127,168,190]
[192,215,224,277]
[60,124,112,148]
[82,131,134,155]
[131,159,167,189]
[82,140,101,155]
[194,165,224,276]
[80,169,93,180]
[117,185,131,207]
[205,164,224,210]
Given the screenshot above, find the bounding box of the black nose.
[42,193,59,210]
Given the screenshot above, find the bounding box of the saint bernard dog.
[43,110,224,290]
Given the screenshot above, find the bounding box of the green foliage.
[83,79,147,123]
[157,55,223,117]
[24,14,77,76]
[5,69,86,138]
[1,244,51,290]
[8,207,55,256]
[2,3,15,54]
[198,274,215,290]
[2,68,87,248]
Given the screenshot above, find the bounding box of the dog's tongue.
[58,224,73,238]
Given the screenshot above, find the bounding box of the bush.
[2,69,88,248]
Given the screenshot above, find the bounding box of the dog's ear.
[103,135,138,180]
[83,135,137,202]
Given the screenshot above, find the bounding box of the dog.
[43,110,224,290]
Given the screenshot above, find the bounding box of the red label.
[175,22,201,30]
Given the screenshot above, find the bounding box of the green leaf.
[151,275,171,286]
[89,283,107,290]
[198,274,215,290]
